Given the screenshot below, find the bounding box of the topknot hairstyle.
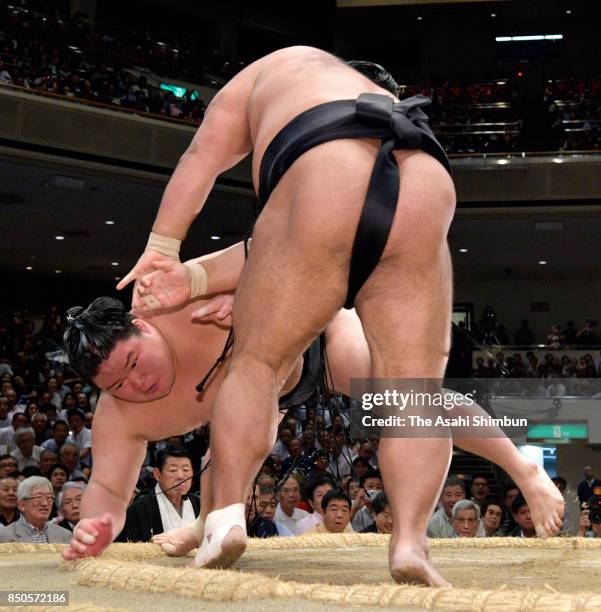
[347,60,401,97]
[63,297,139,381]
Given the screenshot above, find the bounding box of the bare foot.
[152,525,201,556]
[515,461,564,537]
[390,540,451,587]
[195,525,247,569]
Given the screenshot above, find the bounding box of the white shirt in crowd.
[271,440,290,462]
[327,448,356,480]
[274,504,309,536]
[351,506,373,532]
[296,512,324,534]
[11,445,43,471]
[0,427,15,451]
[67,428,92,467]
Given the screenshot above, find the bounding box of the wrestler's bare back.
[251,48,424,183]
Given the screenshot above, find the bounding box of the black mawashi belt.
[258,93,451,309]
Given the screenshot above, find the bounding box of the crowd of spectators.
[467,311,601,386]
[0,304,600,544]
[0,1,232,124]
[4,2,601,155]
[546,78,601,151]
[405,80,523,154]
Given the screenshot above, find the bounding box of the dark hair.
[472,473,489,484]
[0,453,16,463]
[67,409,86,422]
[352,456,370,468]
[70,476,88,483]
[360,470,382,487]
[321,488,351,512]
[63,297,139,381]
[62,393,76,409]
[347,60,400,97]
[511,492,528,514]
[481,497,503,516]
[156,446,192,471]
[504,482,520,498]
[21,466,43,478]
[53,420,69,430]
[47,462,69,479]
[12,412,29,425]
[372,491,389,515]
[304,476,335,503]
[552,476,567,488]
[443,477,467,494]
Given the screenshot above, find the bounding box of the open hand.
[132,259,192,313]
[116,251,178,308]
[62,513,113,560]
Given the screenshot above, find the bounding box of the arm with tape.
[134,240,250,312]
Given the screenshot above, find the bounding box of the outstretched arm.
[117,60,261,293]
[132,241,248,312]
[63,396,147,559]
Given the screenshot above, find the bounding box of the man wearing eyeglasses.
[274,474,308,535]
[0,476,71,543]
[450,500,482,538]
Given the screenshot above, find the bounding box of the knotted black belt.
[258,93,451,309]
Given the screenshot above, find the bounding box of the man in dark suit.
[507,493,536,538]
[577,466,601,505]
[117,447,199,542]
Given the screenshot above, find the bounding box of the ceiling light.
[417,16,423,21]
[565,10,572,15]
[210,235,221,240]
[496,34,563,42]
[105,220,115,225]
[497,159,510,165]
[55,235,65,240]
[26,266,33,271]
[553,157,564,164]
[491,13,496,18]
[111,262,119,266]
[114,276,121,281]
[538,260,548,265]
[459,249,468,253]
[55,270,62,274]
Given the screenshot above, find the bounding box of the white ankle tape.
[204,503,246,534]
[183,261,208,298]
[146,231,181,258]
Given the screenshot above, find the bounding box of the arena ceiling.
[337,0,509,6]
[2,155,601,288]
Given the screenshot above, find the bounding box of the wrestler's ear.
[131,318,152,334]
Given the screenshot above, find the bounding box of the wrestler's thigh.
[355,152,456,379]
[232,142,376,374]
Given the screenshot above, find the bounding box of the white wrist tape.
[146,232,181,258]
[184,261,209,298]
